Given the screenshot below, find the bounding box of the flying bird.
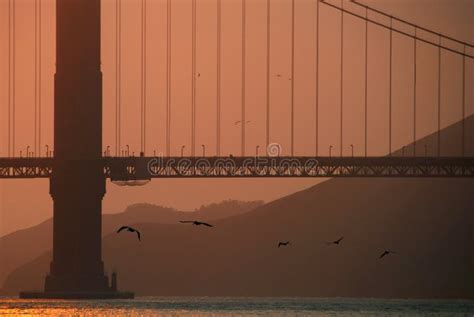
[117,226,141,241]
[180,221,214,227]
[276,73,282,77]
[234,120,251,125]
[327,237,344,245]
[278,241,290,248]
[379,250,396,259]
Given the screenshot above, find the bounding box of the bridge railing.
[1,157,473,179]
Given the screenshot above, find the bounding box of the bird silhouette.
[278,241,290,248]
[234,120,251,125]
[327,237,344,245]
[379,250,396,259]
[276,74,282,78]
[180,221,214,227]
[117,226,141,241]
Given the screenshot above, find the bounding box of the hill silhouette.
[0,200,263,290]
[2,116,473,298]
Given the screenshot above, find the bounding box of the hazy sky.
[0,0,473,236]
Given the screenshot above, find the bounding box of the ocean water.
[0,297,473,316]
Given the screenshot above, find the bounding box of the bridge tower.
[20,0,133,299]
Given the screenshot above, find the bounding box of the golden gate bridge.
[1,0,473,179]
[0,0,472,298]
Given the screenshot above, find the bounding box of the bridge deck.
[0,156,473,179]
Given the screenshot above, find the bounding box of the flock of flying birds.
[117,224,396,259]
[278,237,396,259]
[117,221,213,241]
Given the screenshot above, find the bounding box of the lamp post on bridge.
[350,144,354,157]
[181,145,186,157]
[329,145,333,158]
[256,145,260,157]
[201,144,206,157]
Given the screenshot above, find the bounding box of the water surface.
[0,297,473,316]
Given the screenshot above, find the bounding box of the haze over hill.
[1,116,473,298]
[0,200,263,289]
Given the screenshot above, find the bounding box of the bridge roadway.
[1,156,473,179]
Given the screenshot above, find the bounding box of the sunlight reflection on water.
[0,297,473,317]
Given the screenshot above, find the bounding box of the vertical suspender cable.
[315,0,319,156]
[140,0,147,154]
[117,0,122,156]
[437,36,441,157]
[216,0,221,156]
[8,0,11,157]
[340,0,343,157]
[35,0,38,156]
[141,0,144,154]
[145,0,148,155]
[119,0,123,155]
[290,0,295,156]
[462,46,466,157]
[115,0,119,155]
[140,0,143,154]
[167,0,172,156]
[39,0,42,155]
[413,27,417,156]
[12,0,16,156]
[266,0,271,151]
[389,17,392,156]
[364,6,368,157]
[241,0,246,156]
[191,0,196,156]
[143,0,148,154]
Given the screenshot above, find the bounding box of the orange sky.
[0,0,473,235]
